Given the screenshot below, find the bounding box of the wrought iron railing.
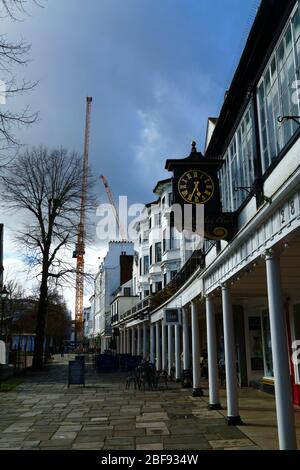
[150,248,205,310]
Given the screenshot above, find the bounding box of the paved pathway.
[0,355,299,450]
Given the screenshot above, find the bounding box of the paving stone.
[75,433,111,442]
[136,413,168,422]
[21,440,41,448]
[0,433,28,442]
[113,423,137,430]
[72,442,104,450]
[51,431,77,440]
[136,421,167,429]
[27,432,55,440]
[205,426,245,439]
[105,437,135,446]
[102,445,134,450]
[164,442,212,450]
[136,443,163,450]
[57,425,82,432]
[224,445,260,450]
[136,435,166,445]
[90,417,108,422]
[39,439,74,448]
[209,438,254,449]
[113,429,146,437]
[169,426,201,435]
[146,427,169,436]
[163,434,208,445]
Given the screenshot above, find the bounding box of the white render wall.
[94,241,134,337]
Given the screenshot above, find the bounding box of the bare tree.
[0,0,41,164]
[1,146,94,369]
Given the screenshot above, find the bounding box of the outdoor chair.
[155,370,168,389]
[125,368,140,390]
[169,366,175,381]
[138,363,156,390]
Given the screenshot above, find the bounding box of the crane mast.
[74,96,92,343]
[100,175,127,241]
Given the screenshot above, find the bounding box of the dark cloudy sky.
[1,0,261,306]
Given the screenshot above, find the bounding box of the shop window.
[262,309,274,377]
[248,316,264,371]
[292,303,300,384]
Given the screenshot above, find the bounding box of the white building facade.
[93,241,134,351]
[115,0,300,450]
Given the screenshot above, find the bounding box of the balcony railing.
[116,244,217,323]
[150,248,205,310]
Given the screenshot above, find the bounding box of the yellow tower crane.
[74,96,92,343]
[100,175,127,241]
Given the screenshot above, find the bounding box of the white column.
[143,323,147,359]
[161,321,167,371]
[175,324,181,381]
[150,324,155,364]
[222,284,242,424]
[182,307,190,369]
[265,250,297,450]
[206,296,221,409]
[191,300,203,396]
[126,329,130,353]
[156,322,161,370]
[131,327,136,355]
[137,326,142,356]
[168,324,174,376]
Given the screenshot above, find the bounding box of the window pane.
[292,7,300,41]
[285,25,292,55]
[143,255,149,275]
[277,39,285,71]
[155,242,161,263]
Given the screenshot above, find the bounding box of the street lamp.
[0,285,9,340]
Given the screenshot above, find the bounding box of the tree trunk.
[32,268,48,370]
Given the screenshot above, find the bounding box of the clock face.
[178,169,214,204]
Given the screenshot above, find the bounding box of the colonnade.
[116,250,296,449]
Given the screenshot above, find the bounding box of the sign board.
[68,360,85,388]
[164,308,181,325]
[0,340,6,364]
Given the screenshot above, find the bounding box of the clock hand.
[191,181,199,198]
